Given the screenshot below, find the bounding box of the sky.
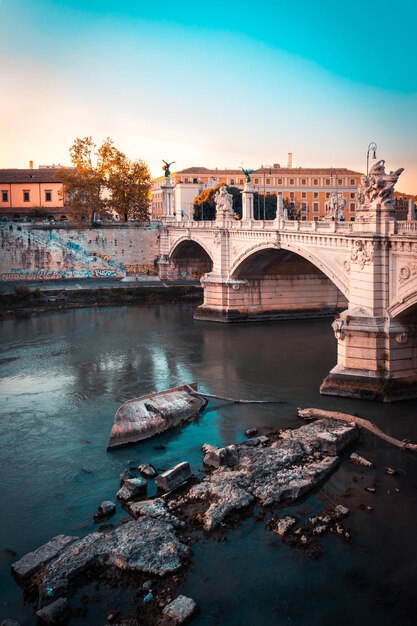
[0,0,416,193]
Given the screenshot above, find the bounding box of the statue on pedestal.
[241,167,255,183]
[356,159,404,219]
[162,160,176,179]
[215,185,234,219]
[324,192,347,221]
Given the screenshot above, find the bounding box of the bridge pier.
[321,312,417,401]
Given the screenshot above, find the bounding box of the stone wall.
[0,223,160,280]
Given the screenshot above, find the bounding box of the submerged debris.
[162,595,198,624]
[349,453,374,468]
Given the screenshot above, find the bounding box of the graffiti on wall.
[94,269,121,277]
[124,264,155,275]
[0,268,94,281]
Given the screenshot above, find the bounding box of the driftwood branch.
[298,407,417,453]
[173,376,286,405]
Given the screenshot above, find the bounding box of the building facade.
[0,165,66,220]
[151,165,367,222]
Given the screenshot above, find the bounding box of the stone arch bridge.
[158,212,417,402]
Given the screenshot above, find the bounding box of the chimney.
[287,153,292,168]
[29,160,34,169]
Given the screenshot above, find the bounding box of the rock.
[119,469,136,484]
[143,580,153,590]
[245,428,258,437]
[334,504,349,519]
[243,435,269,447]
[187,419,357,530]
[38,578,69,608]
[273,516,297,537]
[36,597,71,624]
[1,620,20,626]
[365,486,376,493]
[155,462,192,493]
[143,592,153,603]
[349,453,374,468]
[11,535,77,584]
[116,477,147,502]
[19,517,190,600]
[201,443,217,454]
[94,501,116,521]
[107,610,120,622]
[385,467,397,476]
[126,498,184,528]
[138,464,157,478]
[162,595,198,624]
[203,445,238,469]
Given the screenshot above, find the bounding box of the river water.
[1,305,417,625]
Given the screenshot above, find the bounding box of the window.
[192,178,198,184]
[45,190,52,202]
[350,217,355,221]
[301,216,307,221]
[254,178,259,185]
[313,202,319,212]
[1,191,8,202]
[313,192,319,199]
[266,178,270,185]
[301,192,307,199]
[337,178,343,185]
[325,179,331,185]
[313,178,319,185]
[350,203,356,212]
[289,191,295,200]
[277,191,283,196]
[277,178,283,185]
[301,202,307,211]
[350,178,356,186]
[350,192,355,199]
[23,190,30,202]
[301,178,307,185]
[230,179,235,185]
[239,179,244,185]
[289,178,295,185]
[325,192,330,199]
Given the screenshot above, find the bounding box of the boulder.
[1,620,21,626]
[245,428,258,437]
[155,462,191,493]
[203,445,238,469]
[11,535,77,584]
[94,501,116,521]
[36,597,71,624]
[162,595,198,624]
[138,464,157,478]
[119,469,136,484]
[274,516,297,537]
[38,578,69,608]
[116,478,147,503]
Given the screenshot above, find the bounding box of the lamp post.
[366,142,377,175]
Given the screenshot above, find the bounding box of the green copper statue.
[162,160,176,178]
[241,167,255,183]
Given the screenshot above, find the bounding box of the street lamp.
[366,142,377,175]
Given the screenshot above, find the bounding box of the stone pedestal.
[241,183,254,221]
[407,199,416,221]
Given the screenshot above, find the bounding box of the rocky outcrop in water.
[186,419,357,530]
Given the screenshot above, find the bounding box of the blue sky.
[1,0,416,192]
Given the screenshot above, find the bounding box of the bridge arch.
[230,242,349,299]
[389,288,417,319]
[167,236,213,280]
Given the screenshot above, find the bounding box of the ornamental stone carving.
[215,185,234,219]
[324,192,347,221]
[350,240,373,269]
[398,262,417,284]
[395,332,408,344]
[356,159,404,220]
[332,318,345,340]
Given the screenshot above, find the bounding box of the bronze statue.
[241,167,255,183]
[162,160,176,178]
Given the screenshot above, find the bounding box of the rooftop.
[0,168,66,184]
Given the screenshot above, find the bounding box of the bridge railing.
[396,221,417,234]
[169,218,353,233]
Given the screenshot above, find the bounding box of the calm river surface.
[1,305,417,625]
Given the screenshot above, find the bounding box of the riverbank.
[0,284,203,320]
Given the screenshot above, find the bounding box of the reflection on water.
[1,305,417,625]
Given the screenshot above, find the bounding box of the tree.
[253,193,277,220]
[193,184,278,221]
[57,137,151,223]
[283,197,302,220]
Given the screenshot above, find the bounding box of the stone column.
[241,183,254,221]
[407,198,416,221]
[161,179,175,222]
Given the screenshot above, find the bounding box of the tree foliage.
[57,137,151,223]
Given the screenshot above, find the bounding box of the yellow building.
[151,165,363,221]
